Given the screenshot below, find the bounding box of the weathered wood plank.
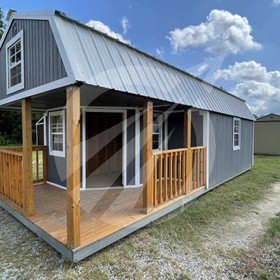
[66,86,81,249]
[22,98,34,216]
[184,109,192,194]
[143,100,153,213]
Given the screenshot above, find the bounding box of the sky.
[1,0,280,117]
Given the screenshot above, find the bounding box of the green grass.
[146,156,280,245]
[32,150,44,180]
[1,155,280,279]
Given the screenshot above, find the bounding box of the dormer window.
[6,30,24,94]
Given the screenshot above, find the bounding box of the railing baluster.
[0,146,47,209]
[164,154,168,201]
[151,146,206,206]
[159,154,163,204]
[168,152,172,199]
[153,155,157,206]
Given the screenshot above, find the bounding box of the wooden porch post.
[22,98,34,216]
[184,108,192,194]
[143,100,153,214]
[66,85,81,248]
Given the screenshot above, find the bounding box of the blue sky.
[2,0,280,116]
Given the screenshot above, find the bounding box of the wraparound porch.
[0,182,206,262]
[0,85,208,261]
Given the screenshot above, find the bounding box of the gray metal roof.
[9,10,255,120]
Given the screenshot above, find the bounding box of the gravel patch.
[0,183,280,279]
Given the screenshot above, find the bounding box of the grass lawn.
[0,155,280,279]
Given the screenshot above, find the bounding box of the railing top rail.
[32,145,47,151]
[190,146,206,151]
[153,146,206,156]
[153,148,188,156]
[0,149,23,157]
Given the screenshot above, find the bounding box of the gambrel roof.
[1,10,255,120]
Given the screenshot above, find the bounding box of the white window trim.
[233,117,241,151]
[6,30,25,94]
[48,110,66,157]
[153,113,163,151]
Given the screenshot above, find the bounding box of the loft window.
[6,30,24,94]
[153,113,162,150]
[233,117,241,151]
[49,111,65,157]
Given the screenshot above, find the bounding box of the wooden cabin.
[254,113,280,155]
[0,10,255,262]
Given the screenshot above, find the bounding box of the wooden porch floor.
[0,183,206,260]
[29,184,144,246]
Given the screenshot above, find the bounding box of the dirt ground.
[206,182,280,251]
[0,183,280,279]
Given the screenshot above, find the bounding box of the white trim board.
[82,108,128,189]
[0,77,72,106]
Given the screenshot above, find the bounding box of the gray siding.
[47,155,66,187]
[0,19,67,100]
[209,113,253,188]
[168,111,203,149]
[46,110,67,187]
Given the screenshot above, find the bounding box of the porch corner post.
[184,108,192,194]
[22,98,34,216]
[143,100,153,214]
[66,85,81,249]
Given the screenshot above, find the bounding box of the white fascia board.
[0,77,72,106]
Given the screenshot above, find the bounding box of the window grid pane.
[50,113,64,154]
[8,38,22,88]
[233,118,241,149]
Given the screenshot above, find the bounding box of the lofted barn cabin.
[0,10,255,262]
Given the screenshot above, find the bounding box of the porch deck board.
[0,183,205,260]
[29,184,145,246]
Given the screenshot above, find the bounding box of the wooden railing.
[153,146,206,206]
[0,149,23,207]
[191,146,206,191]
[0,146,47,208]
[2,146,47,184]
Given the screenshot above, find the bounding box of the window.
[153,113,162,150]
[49,111,65,157]
[6,30,24,94]
[233,118,241,151]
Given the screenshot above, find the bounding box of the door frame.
[82,108,127,190]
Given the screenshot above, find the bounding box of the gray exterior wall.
[208,113,253,188]
[0,19,67,100]
[46,108,138,187]
[168,111,203,149]
[46,110,67,187]
[47,155,66,187]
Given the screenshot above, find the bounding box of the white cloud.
[197,63,209,74]
[86,20,130,45]
[156,47,165,57]
[121,16,129,34]
[167,9,261,54]
[273,0,280,4]
[214,61,280,116]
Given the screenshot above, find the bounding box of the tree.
[0,7,5,39]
